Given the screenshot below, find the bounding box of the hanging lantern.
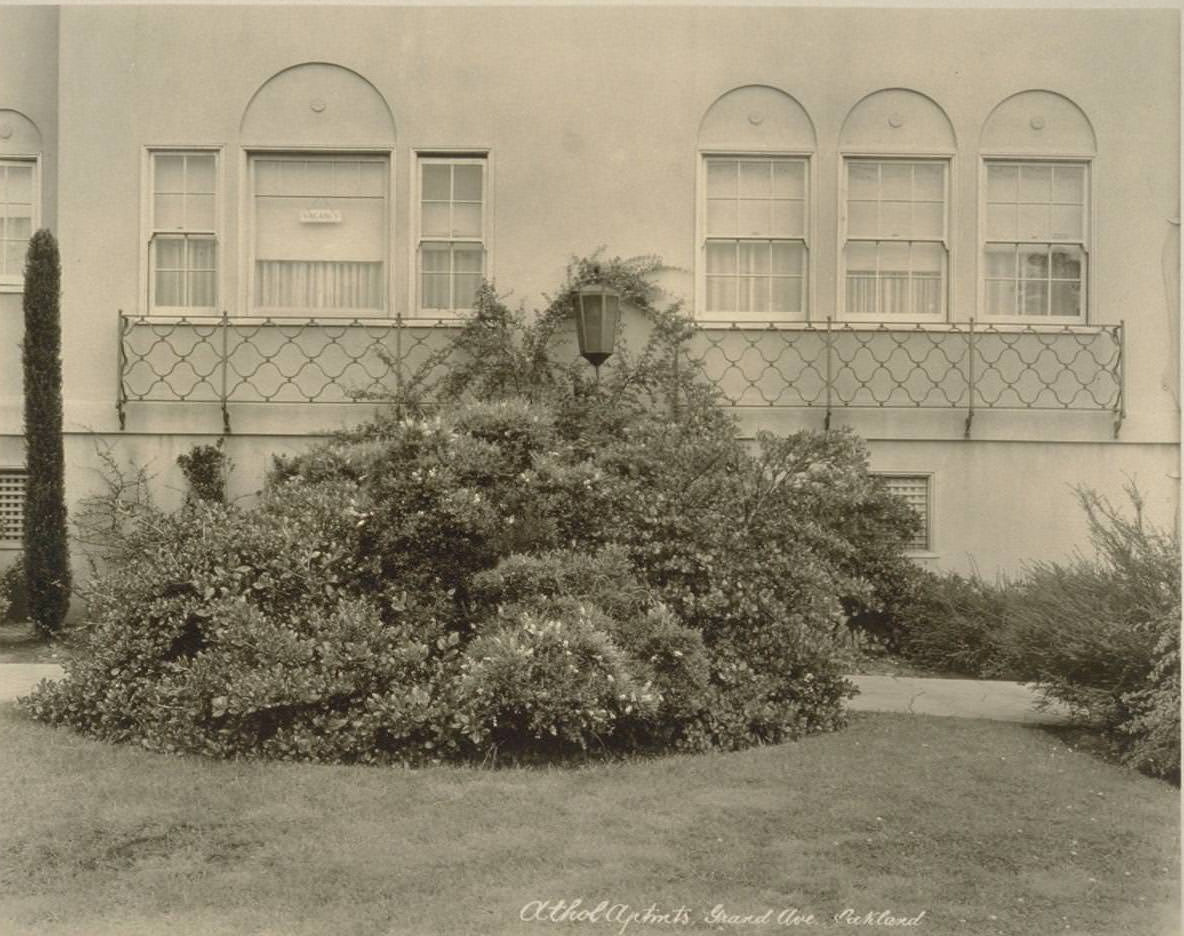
[574,283,621,371]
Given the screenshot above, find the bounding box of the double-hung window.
[149,151,217,312]
[251,154,389,315]
[983,161,1087,320]
[703,156,808,320]
[0,159,37,291]
[843,159,948,320]
[417,155,487,314]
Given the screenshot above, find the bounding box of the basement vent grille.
[878,474,931,552]
[0,469,26,544]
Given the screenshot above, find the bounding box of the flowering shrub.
[24,255,924,764]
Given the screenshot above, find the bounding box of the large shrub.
[25,255,925,764]
[22,229,71,634]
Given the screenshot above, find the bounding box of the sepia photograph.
[0,2,1179,934]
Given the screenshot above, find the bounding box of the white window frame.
[0,156,39,293]
[411,150,491,318]
[979,157,1091,325]
[874,471,935,556]
[838,155,951,323]
[696,151,812,322]
[244,149,394,319]
[0,467,27,547]
[142,147,222,316]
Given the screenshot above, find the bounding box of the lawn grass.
[0,705,1177,936]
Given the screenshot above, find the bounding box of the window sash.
[983,160,1089,320]
[418,157,487,313]
[843,158,948,320]
[0,160,37,284]
[704,238,806,319]
[150,234,217,310]
[149,151,218,312]
[250,153,389,315]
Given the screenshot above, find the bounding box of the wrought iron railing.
[685,319,1125,437]
[117,312,1125,437]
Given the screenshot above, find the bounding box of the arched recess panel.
[698,85,816,152]
[840,89,955,153]
[240,63,395,146]
[0,110,42,156]
[980,90,1095,156]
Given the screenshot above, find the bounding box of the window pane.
[878,241,910,272]
[986,280,1017,317]
[185,193,215,231]
[1050,205,1084,241]
[1019,165,1052,202]
[743,276,769,315]
[155,194,185,230]
[1051,246,1084,280]
[880,201,911,238]
[6,213,31,241]
[848,162,879,199]
[155,271,183,306]
[771,242,803,275]
[6,165,33,202]
[1052,166,1085,204]
[737,242,769,274]
[1018,204,1050,240]
[422,164,451,201]
[771,199,804,238]
[913,163,944,200]
[454,247,484,274]
[454,274,482,309]
[304,160,333,194]
[453,165,483,202]
[706,160,737,197]
[739,161,770,197]
[155,237,185,269]
[188,238,216,270]
[1022,281,1049,316]
[913,202,944,240]
[985,245,1017,278]
[706,276,736,313]
[847,201,878,238]
[357,161,386,197]
[254,160,284,196]
[986,204,1017,241]
[5,241,24,275]
[771,277,802,316]
[911,242,944,274]
[881,163,912,200]
[986,164,1018,202]
[773,160,805,198]
[707,199,737,234]
[188,271,216,307]
[706,242,736,274]
[422,273,451,309]
[331,161,362,196]
[1050,281,1082,318]
[845,241,877,272]
[154,155,185,193]
[420,244,451,273]
[1019,246,1049,281]
[738,200,770,236]
[452,203,483,238]
[421,203,451,237]
[187,155,216,194]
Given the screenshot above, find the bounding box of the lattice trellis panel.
[0,469,26,543]
[118,314,1124,437]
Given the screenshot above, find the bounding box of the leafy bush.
[177,439,232,504]
[895,570,1014,677]
[0,555,26,623]
[26,254,926,764]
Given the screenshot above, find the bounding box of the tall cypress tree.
[22,229,71,634]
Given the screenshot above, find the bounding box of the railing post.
[394,308,404,407]
[220,309,231,434]
[116,310,127,431]
[963,317,976,439]
[824,316,833,431]
[1114,320,1126,438]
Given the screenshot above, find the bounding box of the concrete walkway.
[846,674,1071,725]
[0,664,1070,725]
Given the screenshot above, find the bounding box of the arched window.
[980,91,1095,322]
[838,89,956,321]
[697,86,816,321]
[0,110,42,292]
[240,63,396,316]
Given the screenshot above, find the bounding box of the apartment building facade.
[0,5,1178,577]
